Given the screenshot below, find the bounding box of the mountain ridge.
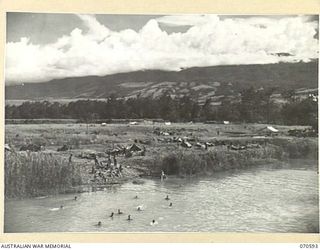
[5,61,318,102]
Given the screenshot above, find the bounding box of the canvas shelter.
[127,144,142,152]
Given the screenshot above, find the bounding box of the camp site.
[4,13,319,233]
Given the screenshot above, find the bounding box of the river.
[5,161,319,233]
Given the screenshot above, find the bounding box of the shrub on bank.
[5,151,82,198]
[271,138,318,159]
[153,144,288,177]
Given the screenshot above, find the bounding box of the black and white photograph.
[4,12,319,233]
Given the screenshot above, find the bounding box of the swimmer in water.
[150,219,158,226]
[60,205,64,209]
[127,215,132,221]
[169,202,173,207]
[110,212,114,218]
[96,221,102,226]
[137,205,143,211]
[134,195,138,199]
[165,195,170,200]
[117,209,123,215]
[74,196,77,201]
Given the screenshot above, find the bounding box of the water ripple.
[4,165,319,233]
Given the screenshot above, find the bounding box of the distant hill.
[5,61,318,104]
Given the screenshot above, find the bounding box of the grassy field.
[5,122,318,198]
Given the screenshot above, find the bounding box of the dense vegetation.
[5,151,82,198]
[5,87,318,129]
[148,137,318,177]
[152,145,285,176]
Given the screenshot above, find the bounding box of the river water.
[5,162,319,233]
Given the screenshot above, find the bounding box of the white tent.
[181,141,192,148]
[267,126,279,132]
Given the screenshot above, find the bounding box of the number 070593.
[300,244,319,248]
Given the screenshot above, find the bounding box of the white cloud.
[5,14,319,83]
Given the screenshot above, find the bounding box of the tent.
[267,126,279,132]
[127,144,142,152]
[181,141,192,148]
[257,126,279,135]
[20,144,41,152]
[196,142,206,149]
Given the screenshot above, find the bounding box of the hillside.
[5,61,318,103]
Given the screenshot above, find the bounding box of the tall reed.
[5,151,82,198]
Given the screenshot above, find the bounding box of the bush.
[271,138,318,159]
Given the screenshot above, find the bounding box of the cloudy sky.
[6,13,319,84]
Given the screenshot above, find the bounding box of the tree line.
[5,87,318,130]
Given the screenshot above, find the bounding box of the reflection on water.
[5,163,319,233]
